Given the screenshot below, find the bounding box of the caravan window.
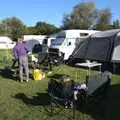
[80,33,89,37]
[51,39,64,45]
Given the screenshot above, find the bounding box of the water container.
[33,69,44,80]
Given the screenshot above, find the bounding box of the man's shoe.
[26,79,29,82]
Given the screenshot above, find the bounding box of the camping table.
[75,62,102,75]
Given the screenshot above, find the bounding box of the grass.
[0,51,120,120]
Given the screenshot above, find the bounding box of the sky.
[0,0,119,27]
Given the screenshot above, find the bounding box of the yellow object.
[33,69,45,80]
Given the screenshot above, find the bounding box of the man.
[13,36,29,82]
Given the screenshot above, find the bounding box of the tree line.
[0,1,119,40]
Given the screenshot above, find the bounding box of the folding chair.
[80,71,112,105]
[48,78,76,119]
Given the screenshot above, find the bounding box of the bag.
[33,69,45,80]
[48,79,74,99]
[62,80,74,99]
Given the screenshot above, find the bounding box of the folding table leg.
[72,100,76,120]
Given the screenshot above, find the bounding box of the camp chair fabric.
[48,79,74,100]
[86,75,109,96]
[48,79,76,119]
[84,71,111,103]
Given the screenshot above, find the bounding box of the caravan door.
[59,38,76,60]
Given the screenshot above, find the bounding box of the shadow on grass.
[13,83,120,120]
[0,67,19,81]
[76,100,106,120]
[14,92,50,106]
[0,67,33,82]
[14,92,75,119]
[76,84,120,120]
[14,92,54,117]
[105,84,120,120]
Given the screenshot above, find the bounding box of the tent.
[71,29,120,63]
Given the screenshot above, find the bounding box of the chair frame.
[79,72,111,105]
[48,79,76,119]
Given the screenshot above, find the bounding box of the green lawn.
[0,52,120,120]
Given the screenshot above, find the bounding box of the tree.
[25,26,36,35]
[112,19,120,29]
[1,17,25,40]
[62,1,111,30]
[35,21,57,35]
[0,23,5,35]
[95,9,111,30]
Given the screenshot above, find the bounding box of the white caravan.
[0,37,15,49]
[49,29,99,60]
